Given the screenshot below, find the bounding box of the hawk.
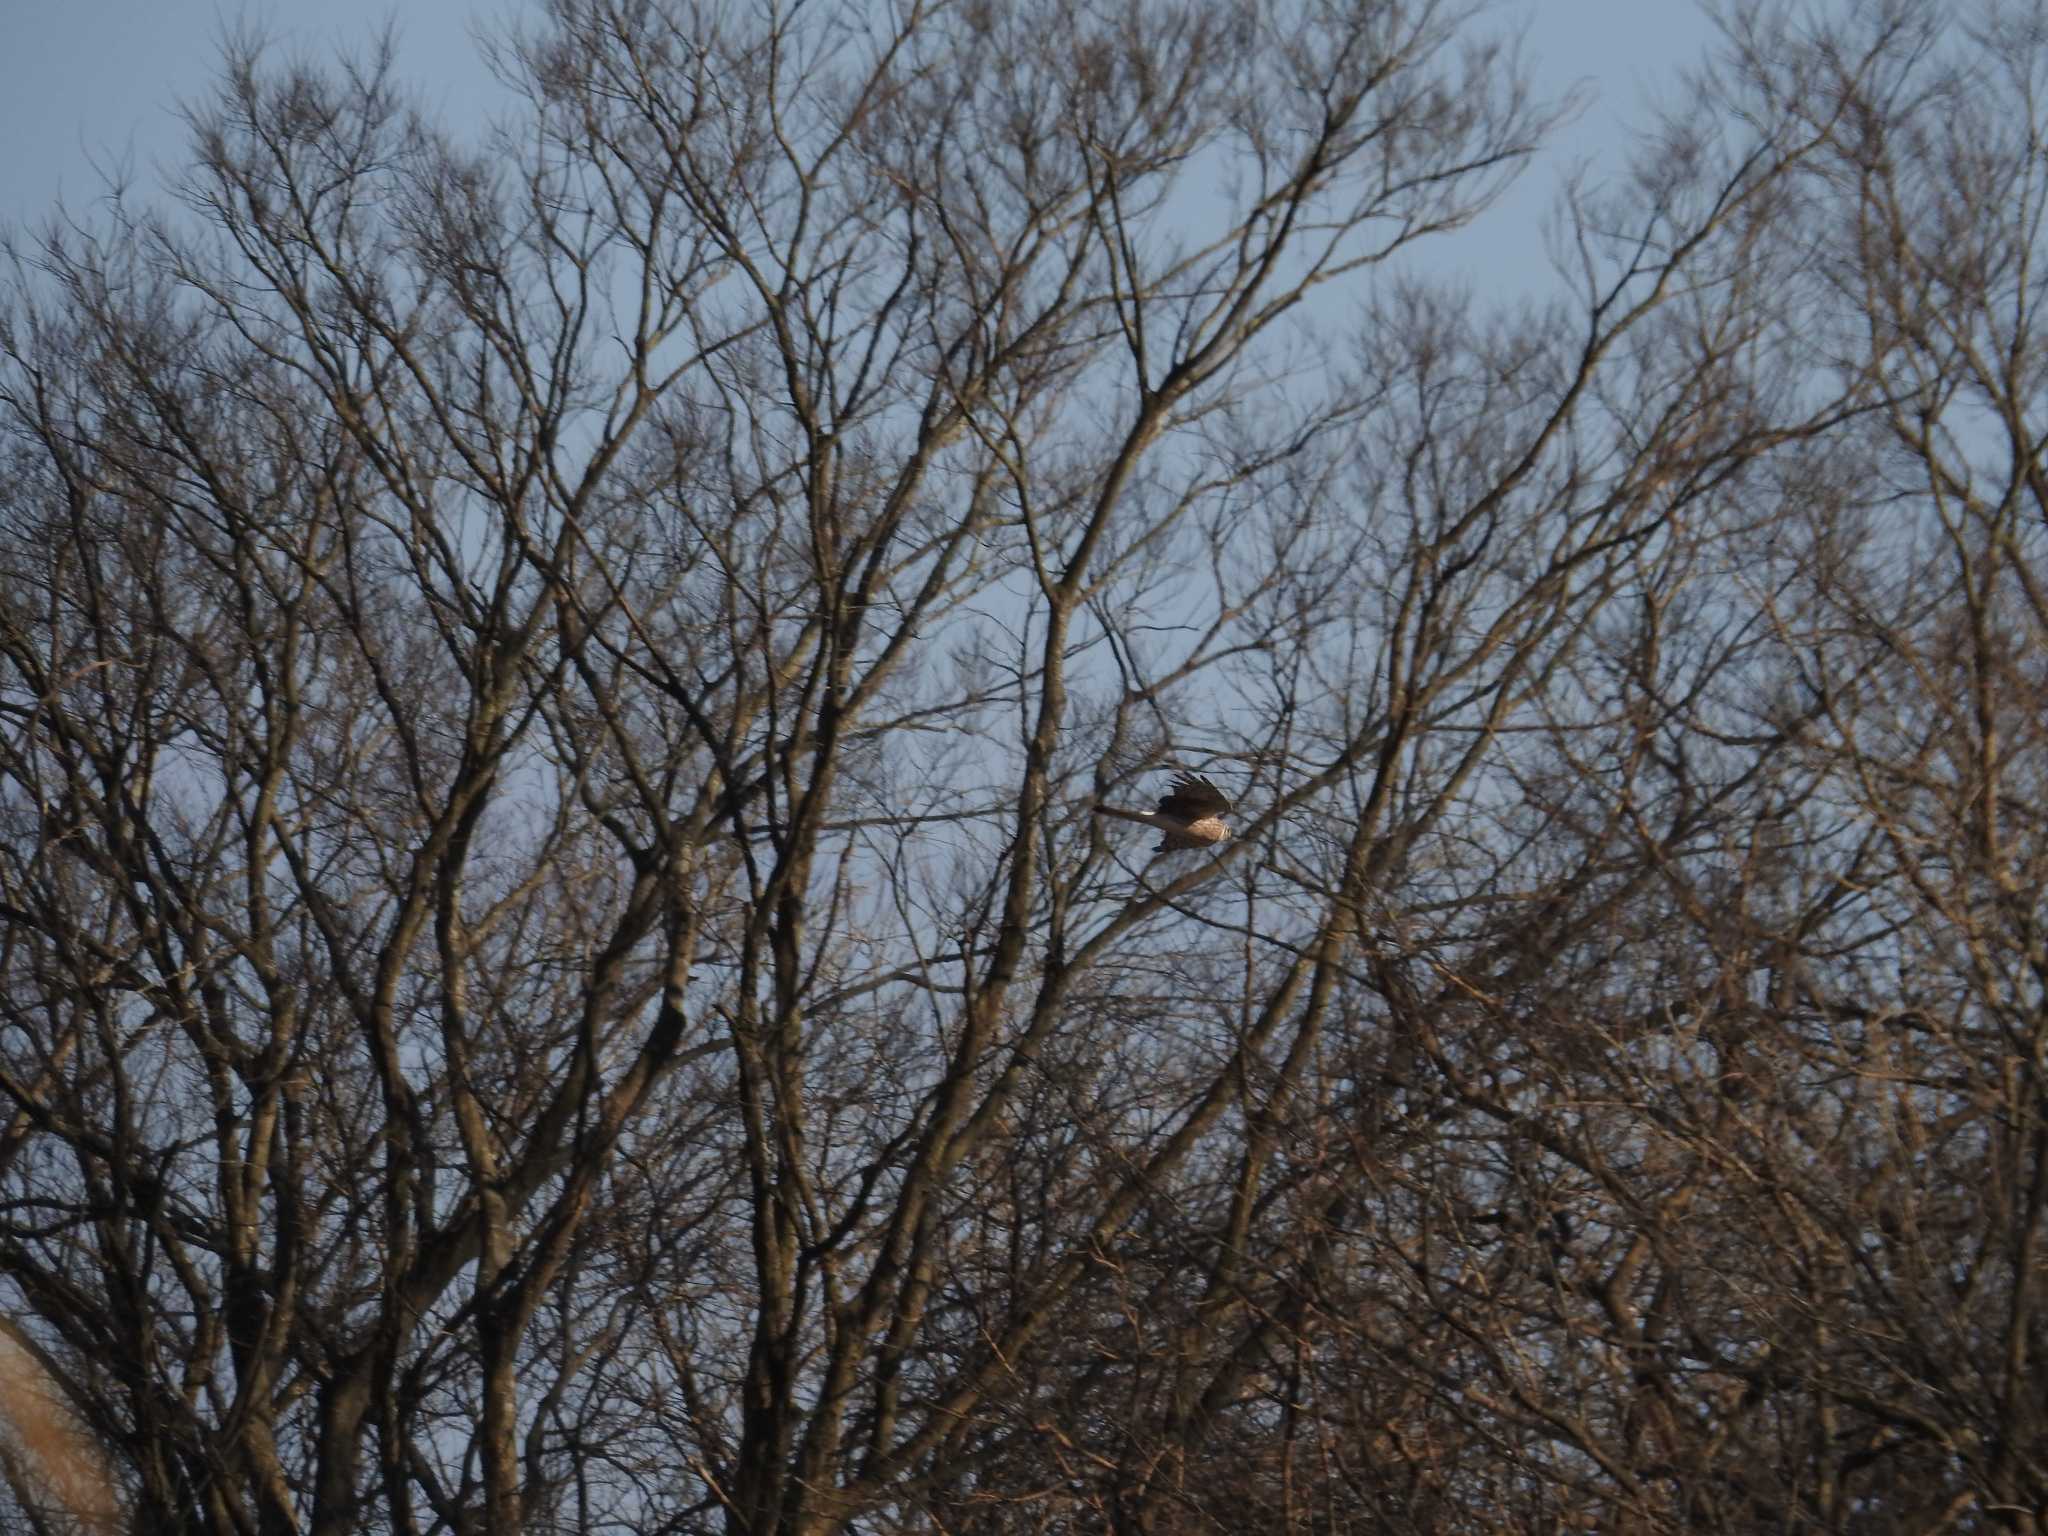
[1093,771,1234,852]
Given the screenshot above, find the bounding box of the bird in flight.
[1094,771,1234,852]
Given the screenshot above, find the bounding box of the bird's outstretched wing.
[1156,772,1231,821]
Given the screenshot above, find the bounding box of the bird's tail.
[1091,804,1155,826]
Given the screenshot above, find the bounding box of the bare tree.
[5,0,2045,1533]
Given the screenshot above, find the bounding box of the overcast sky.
[0,1,1721,299]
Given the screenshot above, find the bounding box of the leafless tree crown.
[1,0,2044,1531]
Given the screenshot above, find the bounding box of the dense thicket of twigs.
[1,0,2044,1531]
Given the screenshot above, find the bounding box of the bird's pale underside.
[1093,772,1233,852]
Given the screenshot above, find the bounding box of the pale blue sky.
[0,1,1719,295]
